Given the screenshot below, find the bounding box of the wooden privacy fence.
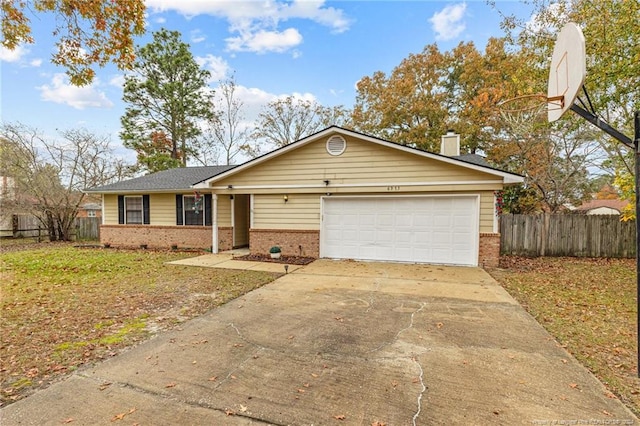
[500,214,636,258]
[0,215,100,241]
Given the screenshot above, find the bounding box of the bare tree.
[252,96,325,148]
[196,76,260,165]
[1,123,131,241]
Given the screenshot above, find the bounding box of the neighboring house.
[77,202,103,218]
[86,127,524,267]
[574,199,629,215]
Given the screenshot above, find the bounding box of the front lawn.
[0,243,279,406]
[488,256,639,417]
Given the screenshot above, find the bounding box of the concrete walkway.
[1,258,637,425]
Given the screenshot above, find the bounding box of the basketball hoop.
[496,94,562,135]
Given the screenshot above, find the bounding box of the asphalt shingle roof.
[86,165,236,193]
[452,153,492,168]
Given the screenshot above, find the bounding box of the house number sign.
[386,186,401,191]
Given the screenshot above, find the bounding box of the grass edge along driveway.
[0,243,279,407]
[488,256,639,417]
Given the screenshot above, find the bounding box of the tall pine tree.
[121,29,213,172]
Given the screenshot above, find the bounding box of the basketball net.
[497,94,563,136]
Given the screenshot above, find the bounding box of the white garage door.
[321,196,479,266]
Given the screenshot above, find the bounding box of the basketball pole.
[568,104,640,378]
[635,111,640,380]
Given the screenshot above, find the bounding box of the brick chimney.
[440,130,460,156]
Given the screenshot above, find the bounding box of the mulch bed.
[234,253,316,265]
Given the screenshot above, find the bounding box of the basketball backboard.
[547,23,586,122]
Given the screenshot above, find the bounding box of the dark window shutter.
[142,195,150,224]
[118,195,125,224]
[204,194,212,226]
[176,194,183,225]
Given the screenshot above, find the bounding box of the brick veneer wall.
[218,227,233,251]
[101,225,228,250]
[478,233,500,268]
[250,229,320,257]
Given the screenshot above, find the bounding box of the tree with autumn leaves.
[493,0,639,216]
[1,0,145,86]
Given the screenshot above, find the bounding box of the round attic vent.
[326,135,346,156]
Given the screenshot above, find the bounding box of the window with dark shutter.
[118,195,125,224]
[142,195,150,224]
[176,194,183,225]
[204,194,212,226]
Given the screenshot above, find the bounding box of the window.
[87,210,97,218]
[184,195,204,226]
[125,196,143,224]
[176,193,211,226]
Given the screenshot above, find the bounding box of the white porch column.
[212,194,218,253]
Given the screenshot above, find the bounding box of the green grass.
[489,256,639,417]
[0,243,279,406]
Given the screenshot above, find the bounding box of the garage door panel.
[321,196,478,266]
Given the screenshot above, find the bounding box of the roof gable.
[194,126,523,188]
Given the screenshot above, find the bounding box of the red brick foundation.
[218,227,233,251]
[250,229,320,258]
[478,233,500,268]
[101,225,220,250]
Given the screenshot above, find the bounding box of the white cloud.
[109,74,126,88]
[0,44,28,62]
[29,58,43,67]
[429,3,467,41]
[146,0,351,54]
[190,29,206,43]
[195,54,230,82]
[226,28,303,54]
[37,73,114,110]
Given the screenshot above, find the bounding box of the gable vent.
[326,135,346,156]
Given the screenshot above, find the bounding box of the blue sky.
[0,1,532,162]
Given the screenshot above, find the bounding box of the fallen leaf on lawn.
[239,404,248,412]
[303,383,310,388]
[165,382,176,388]
[225,409,235,416]
[335,316,344,322]
[569,383,579,389]
[602,410,612,416]
[192,361,197,364]
[561,359,568,364]
[391,380,398,389]
[99,382,112,391]
[334,414,346,420]
[62,418,74,423]
[297,388,305,393]
[288,335,295,340]
[230,375,236,380]
[208,376,217,382]
[493,410,501,415]
[233,343,244,347]
[604,391,617,399]
[436,322,444,329]
[311,373,319,378]
[412,377,419,384]
[371,422,386,426]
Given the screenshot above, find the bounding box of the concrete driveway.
[2,259,637,425]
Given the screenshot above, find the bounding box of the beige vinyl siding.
[217,195,232,227]
[213,136,496,189]
[103,194,119,224]
[151,193,177,225]
[479,191,496,233]
[253,194,321,230]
